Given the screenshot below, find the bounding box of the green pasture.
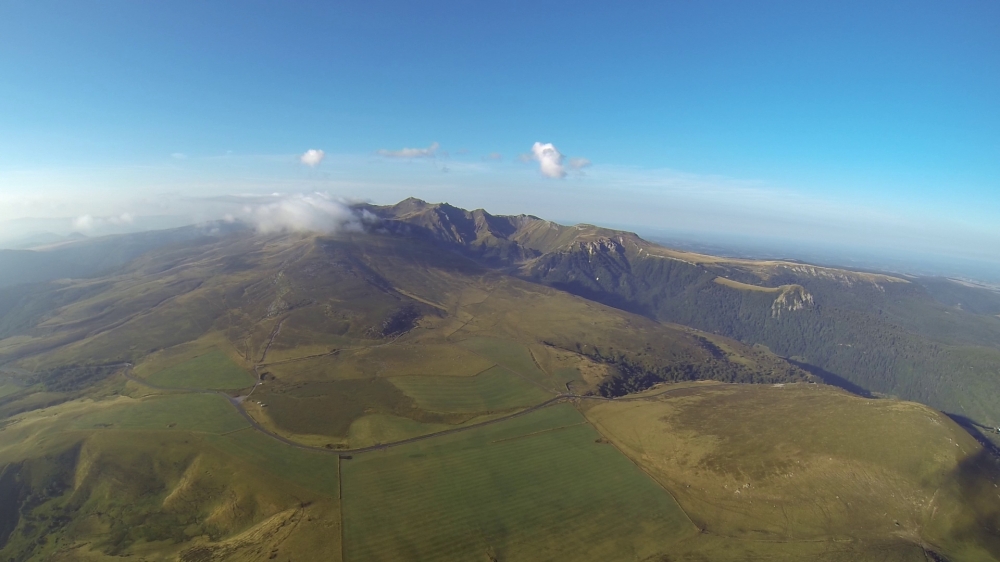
[387,366,550,413]
[256,378,471,440]
[143,350,256,390]
[347,413,452,448]
[340,403,694,561]
[208,429,341,498]
[67,393,248,434]
[0,384,22,399]
[456,337,545,376]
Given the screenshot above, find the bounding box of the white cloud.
[72,215,95,231]
[377,142,440,159]
[568,157,591,170]
[171,153,187,160]
[531,142,566,178]
[111,212,134,225]
[243,193,364,234]
[300,149,325,167]
[482,152,503,161]
[70,212,133,231]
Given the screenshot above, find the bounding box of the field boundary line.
[584,416,701,533]
[218,426,251,436]
[452,340,560,395]
[490,422,586,444]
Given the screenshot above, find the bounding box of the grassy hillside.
[583,382,1000,561]
[4,377,997,560]
[0,201,999,559]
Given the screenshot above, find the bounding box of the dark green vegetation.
[0,197,998,560]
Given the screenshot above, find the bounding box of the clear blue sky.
[1,1,998,267]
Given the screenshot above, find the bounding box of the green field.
[255,378,471,440]
[455,337,545,376]
[341,403,695,561]
[0,384,21,399]
[208,429,341,498]
[347,413,453,448]
[67,393,249,434]
[144,350,256,390]
[387,366,551,412]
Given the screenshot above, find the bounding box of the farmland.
[142,350,257,390]
[340,403,695,562]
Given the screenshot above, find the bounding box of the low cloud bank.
[72,213,135,231]
[241,193,375,234]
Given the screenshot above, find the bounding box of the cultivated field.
[387,365,551,413]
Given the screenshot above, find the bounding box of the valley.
[0,199,999,560]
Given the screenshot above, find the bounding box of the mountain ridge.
[361,198,1000,426]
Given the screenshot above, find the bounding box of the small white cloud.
[482,152,503,161]
[568,157,591,170]
[531,142,566,179]
[73,215,95,231]
[111,212,134,225]
[171,153,187,159]
[377,142,440,159]
[300,149,325,167]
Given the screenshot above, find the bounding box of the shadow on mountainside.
[948,447,1000,559]
[786,358,874,398]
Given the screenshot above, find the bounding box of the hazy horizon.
[2,1,998,280]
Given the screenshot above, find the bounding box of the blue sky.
[1,1,998,269]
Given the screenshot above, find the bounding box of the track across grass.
[455,337,549,381]
[67,393,249,434]
[340,403,695,561]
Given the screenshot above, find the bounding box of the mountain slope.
[0,203,999,560]
[367,199,1000,426]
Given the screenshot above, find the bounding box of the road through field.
[119,363,702,456]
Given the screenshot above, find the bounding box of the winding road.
[119,363,697,456]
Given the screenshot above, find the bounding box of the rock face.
[771,285,814,318]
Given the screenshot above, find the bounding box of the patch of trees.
[369,305,422,338]
[35,363,120,392]
[578,346,809,398]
